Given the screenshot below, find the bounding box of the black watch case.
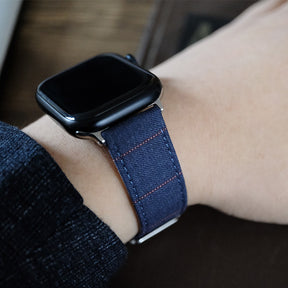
[36,53,162,141]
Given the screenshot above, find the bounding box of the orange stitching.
[133,172,182,204]
[113,127,167,162]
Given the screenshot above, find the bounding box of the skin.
[24,0,288,243]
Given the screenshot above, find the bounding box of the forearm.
[23,116,139,243]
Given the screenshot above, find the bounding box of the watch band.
[102,104,187,243]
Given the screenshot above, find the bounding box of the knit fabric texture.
[0,121,127,287]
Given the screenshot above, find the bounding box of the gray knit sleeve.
[0,121,127,287]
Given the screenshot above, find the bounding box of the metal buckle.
[130,217,178,244]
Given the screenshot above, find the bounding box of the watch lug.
[75,97,163,146]
[75,130,106,146]
[154,98,163,111]
[92,131,106,145]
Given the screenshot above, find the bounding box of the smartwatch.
[36,53,187,244]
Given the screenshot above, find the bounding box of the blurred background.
[0,0,255,128]
[3,1,288,288]
[0,0,153,127]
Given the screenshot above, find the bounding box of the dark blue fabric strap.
[102,105,187,242]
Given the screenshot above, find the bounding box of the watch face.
[36,53,161,134]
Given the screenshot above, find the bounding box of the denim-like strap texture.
[102,105,187,241]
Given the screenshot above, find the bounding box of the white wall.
[0,0,22,74]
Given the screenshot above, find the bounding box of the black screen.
[40,55,147,114]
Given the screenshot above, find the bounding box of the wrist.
[152,52,219,207]
[23,47,218,243]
